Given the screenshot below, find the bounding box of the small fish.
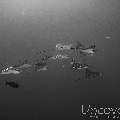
[75,41,85,50]
[71,62,88,70]
[34,61,47,67]
[87,45,96,49]
[16,64,32,69]
[5,81,20,88]
[85,68,102,79]
[79,47,98,56]
[0,69,21,75]
[50,54,69,60]
[74,77,81,82]
[70,41,85,50]
[12,64,21,68]
[37,66,48,71]
[79,43,97,55]
[12,59,32,69]
[41,55,52,61]
[80,48,95,54]
[56,43,72,51]
[34,61,47,71]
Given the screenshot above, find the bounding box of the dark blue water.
[0,0,120,119]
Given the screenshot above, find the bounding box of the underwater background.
[0,0,120,119]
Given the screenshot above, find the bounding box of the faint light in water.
[105,36,111,39]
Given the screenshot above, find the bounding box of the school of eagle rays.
[0,41,103,88]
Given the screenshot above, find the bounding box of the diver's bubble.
[105,36,111,39]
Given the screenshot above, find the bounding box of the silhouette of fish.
[79,42,98,55]
[5,81,20,88]
[34,61,47,71]
[75,41,85,49]
[16,64,32,69]
[85,68,102,79]
[0,68,21,75]
[37,66,48,71]
[70,41,85,50]
[56,43,72,51]
[87,44,96,49]
[50,54,69,60]
[71,63,88,70]
[12,59,32,69]
[70,59,88,70]
[34,61,46,67]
